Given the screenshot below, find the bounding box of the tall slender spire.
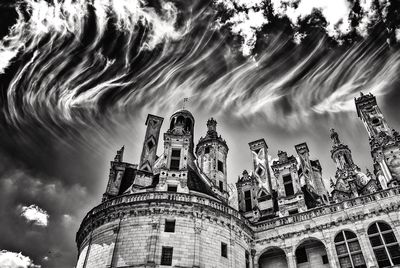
[330,128,341,145]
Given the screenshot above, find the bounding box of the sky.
[0,0,400,267]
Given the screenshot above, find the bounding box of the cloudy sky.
[0,0,399,267]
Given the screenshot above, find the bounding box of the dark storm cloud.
[0,0,399,267]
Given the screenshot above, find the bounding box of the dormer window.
[283,174,294,196]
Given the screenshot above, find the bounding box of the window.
[245,251,250,268]
[161,247,173,265]
[244,190,252,212]
[258,191,269,202]
[205,146,210,154]
[167,185,177,192]
[289,209,298,215]
[164,219,175,233]
[221,242,227,258]
[296,247,308,263]
[322,255,329,264]
[334,230,366,268]
[219,181,224,191]
[218,160,224,173]
[283,174,294,196]
[170,149,181,170]
[368,222,400,267]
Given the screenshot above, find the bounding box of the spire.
[207,117,217,133]
[114,146,124,162]
[330,128,341,145]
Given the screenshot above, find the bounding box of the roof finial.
[182,97,189,110]
[330,128,341,145]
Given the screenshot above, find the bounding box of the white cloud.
[19,205,49,227]
[0,250,40,268]
[216,0,353,54]
[272,0,351,36]
[227,9,267,55]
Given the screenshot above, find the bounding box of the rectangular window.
[170,149,181,170]
[205,146,210,154]
[322,255,329,264]
[164,219,175,233]
[288,209,298,215]
[283,174,294,196]
[244,190,252,212]
[161,247,173,265]
[167,185,177,192]
[219,181,224,191]
[218,160,224,173]
[221,242,228,258]
[245,251,250,268]
[296,247,308,263]
[171,149,181,157]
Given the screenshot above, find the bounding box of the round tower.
[195,118,229,192]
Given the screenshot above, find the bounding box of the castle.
[76,93,400,268]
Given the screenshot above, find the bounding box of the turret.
[355,92,400,187]
[103,147,136,201]
[271,150,306,216]
[154,110,195,193]
[330,129,355,170]
[329,128,379,201]
[196,118,228,193]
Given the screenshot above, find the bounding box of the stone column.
[146,218,160,265]
[325,244,338,268]
[251,249,257,268]
[193,225,202,268]
[357,229,378,268]
[106,217,123,268]
[285,247,296,268]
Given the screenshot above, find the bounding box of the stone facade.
[76,93,400,268]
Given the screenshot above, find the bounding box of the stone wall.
[77,188,400,268]
[76,193,252,268]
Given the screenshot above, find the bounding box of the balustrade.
[80,187,400,234]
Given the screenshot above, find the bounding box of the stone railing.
[78,186,400,243]
[254,186,400,232]
[81,191,249,227]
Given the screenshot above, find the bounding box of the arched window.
[176,116,184,124]
[368,221,400,267]
[334,230,366,268]
[184,118,192,132]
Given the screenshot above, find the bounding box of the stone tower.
[295,142,329,206]
[271,150,306,216]
[102,146,138,201]
[330,128,379,201]
[195,118,228,193]
[138,114,164,172]
[355,92,400,188]
[155,109,195,193]
[236,170,261,221]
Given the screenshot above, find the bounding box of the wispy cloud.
[0,250,40,268]
[18,204,49,227]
